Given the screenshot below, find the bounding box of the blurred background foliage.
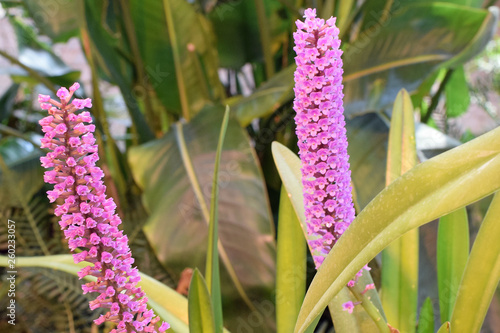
[0,0,499,332]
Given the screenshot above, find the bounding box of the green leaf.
[23,0,79,42]
[276,186,306,333]
[343,3,497,115]
[437,322,451,333]
[189,269,216,333]
[271,123,500,333]
[130,0,224,119]
[437,207,469,323]
[381,89,419,333]
[129,105,276,331]
[270,141,385,332]
[231,66,295,127]
[445,66,470,118]
[208,0,291,69]
[205,107,230,333]
[0,83,19,122]
[451,193,500,333]
[417,298,435,333]
[0,136,43,208]
[0,254,190,333]
[82,0,155,143]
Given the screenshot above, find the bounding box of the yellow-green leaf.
[451,193,500,333]
[381,89,419,332]
[188,269,216,333]
[272,123,500,333]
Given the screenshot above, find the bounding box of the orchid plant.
[0,2,499,333]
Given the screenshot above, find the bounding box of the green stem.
[0,124,40,148]
[422,69,454,124]
[119,0,159,134]
[349,285,390,333]
[0,50,56,94]
[163,0,191,121]
[254,0,275,79]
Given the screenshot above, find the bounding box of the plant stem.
[254,0,275,79]
[163,0,191,121]
[119,0,159,134]
[0,50,57,94]
[349,285,391,333]
[422,69,454,124]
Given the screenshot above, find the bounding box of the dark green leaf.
[129,105,276,332]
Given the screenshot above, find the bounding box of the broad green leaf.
[82,0,154,143]
[205,107,230,333]
[437,207,469,323]
[0,136,43,208]
[451,193,500,333]
[346,113,388,210]
[129,105,276,332]
[417,298,435,333]
[445,66,470,118]
[208,0,291,69]
[276,186,306,333]
[189,269,216,333]
[381,89,419,333]
[271,142,385,332]
[343,3,497,115]
[271,123,500,333]
[0,254,190,333]
[231,66,295,127]
[23,0,79,42]
[130,0,224,119]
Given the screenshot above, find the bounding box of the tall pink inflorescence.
[39,83,169,333]
[293,8,370,288]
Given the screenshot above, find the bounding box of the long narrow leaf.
[205,107,230,332]
[0,255,190,332]
[188,269,216,333]
[437,207,469,323]
[272,123,500,333]
[450,193,500,333]
[381,89,419,332]
[276,186,306,333]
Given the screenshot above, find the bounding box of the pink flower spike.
[38,82,169,332]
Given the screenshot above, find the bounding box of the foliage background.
[0,0,499,332]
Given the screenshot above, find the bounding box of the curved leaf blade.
[417,298,435,333]
[276,186,306,333]
[450,193,500,333]
[381,89,419,332]
[0,254,189,333]
[271,124,500,333]
[188,269,216,333]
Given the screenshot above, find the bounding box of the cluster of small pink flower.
[39,83,169,333]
